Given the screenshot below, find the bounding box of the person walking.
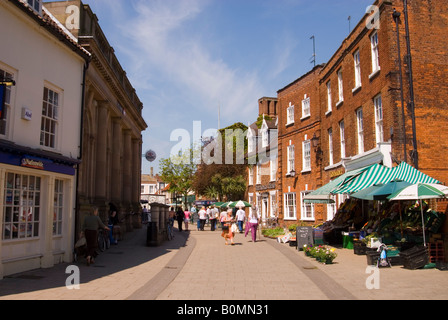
[235,207,246,233]
[176,207,185,232]
[245,210,260,243]
[209,205,218,231]
[221,209,236,245]
[198,206,207,231]
[82,206,110,266]
[184,208,191,231]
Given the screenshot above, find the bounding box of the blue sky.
[80,0,373,174]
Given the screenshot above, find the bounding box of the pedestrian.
[235,207,246,233]
[184,207,191,231]
[245,210,260,242]
[190,205,197,224]
[198,206,207,231]
[176,207,185,232]
[142,205,149,224]
[108,210,119,245]
[209,205,218,231]
[168,207,175,228]
[221,209,235,245]
[82,206,110,266]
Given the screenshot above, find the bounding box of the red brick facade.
[275,0,448,226]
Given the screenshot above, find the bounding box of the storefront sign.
[21,158,44,170]
[255,182,276,192]
[330,168,345,179]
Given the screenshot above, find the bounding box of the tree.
[159,150,197,208]
[192,122,248,201]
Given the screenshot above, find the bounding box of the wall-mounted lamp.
[311,133,323,162]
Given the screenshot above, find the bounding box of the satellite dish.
[145,150,157,162]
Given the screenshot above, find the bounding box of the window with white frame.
[41,87,60,149]
[262,128,269,148]
[328,128,334,166]
[256,163,261,185]
[248,166,254,185]
[0,68,14,136]
[302,140,311,171]
[287,145,295,174]
[302,96,310,118]
[337,69,344,104]
[354,50,362,89]
[270,191,276,217]
[340,120,346,159]
[53,179,64,236]
[247,130,256,153]
[300,191,314,221]
[326,195,337,221]
[370,32,380,74]
[326,81,332,113]
[356,108,364,154]
[270,158,277,182]
[284,193,296,220]
[248,194,254,216]
[22,0,42,14]
[286,102,294,125]
[374,94,384,144]
[3,173,41,240]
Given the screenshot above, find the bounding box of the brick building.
[276,0,448,226]
[247,97,278,224]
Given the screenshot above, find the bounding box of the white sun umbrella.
[387,183,446,246]
[425,184,448,196]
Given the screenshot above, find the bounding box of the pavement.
[0,223,447,300]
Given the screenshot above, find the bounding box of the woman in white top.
[198,206,207,231]
[245,211,260,242]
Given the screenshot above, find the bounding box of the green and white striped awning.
[390,161,441,185]
[332,162,441,195]
[332,163,395,194]
[303,166,370,203]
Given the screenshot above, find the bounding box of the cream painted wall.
[0,1,86,278]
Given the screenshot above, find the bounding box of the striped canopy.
[333,164,395,194]
[332,162,441,194]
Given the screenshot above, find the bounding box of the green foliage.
[159,149,197,201]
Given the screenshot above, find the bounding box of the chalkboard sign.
[296,226,314,251]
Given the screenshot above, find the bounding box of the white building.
[0,0,90,278]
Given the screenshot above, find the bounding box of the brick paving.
[0,225,447,300]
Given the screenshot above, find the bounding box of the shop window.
[53,179,64,236]
[300,191,315,221]
[3,173,41,240]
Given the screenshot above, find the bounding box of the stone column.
[111,118,122,202]
[95,101,109,201]
[122,129,132,204]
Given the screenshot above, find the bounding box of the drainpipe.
[392,9,407,164]
[75,60,90,237]
[403,0,418,169]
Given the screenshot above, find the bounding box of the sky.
[79,0,374,174]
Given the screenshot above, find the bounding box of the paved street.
[0,224,447,301]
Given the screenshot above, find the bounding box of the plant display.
[303,244,337,264]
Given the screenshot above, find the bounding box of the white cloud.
[111,0,262,124]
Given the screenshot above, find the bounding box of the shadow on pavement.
[0,227,190,298]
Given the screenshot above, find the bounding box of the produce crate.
[366,251,380,265]
[354,240,367,255]
[429,242,445,263]
[400,246,429,270]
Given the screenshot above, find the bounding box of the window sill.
[352,85,362,94]
[369,68,381,80]
[300,115,310,121]
[301,168,311,174]
[286,122,294,127]
[336,100,344,108]
[325,110,332,116]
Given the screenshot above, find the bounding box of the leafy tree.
[159,150,197,207]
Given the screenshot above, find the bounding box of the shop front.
[0,143,79,279]
[305,162,447,270]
